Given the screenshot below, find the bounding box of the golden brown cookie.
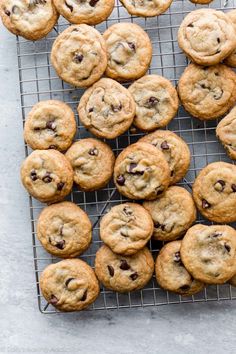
[216,106,236,160]
[119,0,173,17]
[40,259,99,312]
[224,10,236,67]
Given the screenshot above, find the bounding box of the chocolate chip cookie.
[95,245,154,292]
[155,241,204,296]
[224,10,236,67]
[143,186,196,242]
[178,63,236,120]
[128,75,179,132]
[65,138,115,191]
[40,259,99,311]
[193,162,236,223]
[24,100,76,152]
[51,24,107,88]
[78,78,135,139]
[0,0,59,40]
[181,224,236,284]
[37,201,92,258]
[103,22,152,82]
[178,9,236,66]
[53,0,114,25]
[20,150,73,203]
[119,0,173,17]
[216,106,236,160]
[100,203,154,256]
[139,130,190,184]
[114,142,170,200]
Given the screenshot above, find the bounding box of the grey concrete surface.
[0,23,236,354]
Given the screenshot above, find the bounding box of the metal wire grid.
[16,0,236,313]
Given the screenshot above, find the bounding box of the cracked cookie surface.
[178,9,236,66]
[180,224,236,284]
[78,78,135,139]
[224,10,236,67]
[100,203,154,255]
[119,0,173,17]
[20,149,73,203]
[178,63,236,120]
[128,75,178,132]
[216,106,236,160]
[65,138,115,191]
[114,142,170,200]
[139,130,190,184]
[95,245,154,292]
[0,0,59,40]
[143,186,196,242]
[103,22,152,82]
[53,0,114,25]
[37,201,92,258]
[156,241,204,296]
[24,100,76,152]
[193,162,236,223]
[51,24,107,88]
[40,259,99,311]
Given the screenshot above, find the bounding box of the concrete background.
[1,23,236,354]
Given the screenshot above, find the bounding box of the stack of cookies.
[1,1,236,312]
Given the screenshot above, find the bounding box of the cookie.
[78,78,135,139]
[180,224,236,284]
[20,149,73,203]
[193,162,236,223]
[114,142,170,200]
[216,106,236,160]
[65,138,115,192]
[178,63,236,120]
[119,0,173,17]
[37,201,92,258]
[128,75,179,132]
[155,241,204,296]
[178,9,236,66]
[95,245,154,292]
[40,259,99,312]
[103,22,152,82]
[139,130,190,184]
[53,0,114,25]
[100,203,154,255]
[24,100,76,152]
[0,0,58,40]
[224,10,236,67]
[143,186,196,242]
[51,24,107,88]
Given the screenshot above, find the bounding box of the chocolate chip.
[179,285,190,291]
[170,170,174,177]
[57,182,64,191]
[4,9,10,16]
[212,232,222,238]
[88,108,94,113]
[129,163,137,173]
[154,222,161,228]
[201,83,207,89]
[231,184,236,192]
[214,180,225,192]
[46,121,56,130]
[56,240,65,250]
[120,230,128,237]
[49,145,57,150]
[187,23,194,27]
[120,260,130,270]
[30,170,38,181]
[160,141,169,150]
[116,175,125,186]
[80,290,87,301]
[111,104,122,112]
[147,96,159,107]
[74,53,84,63]
[123,207,133,216]
[215,72,219,76]
[156,187,164,196]
[89,148,98,156]
[224,243,231,253]
[42,173,52,183]
[65,278,75,287]
[50,295,58,305]
[213,89,223,100]
[173,252,181,263]
[130,272,138,281]
[107,265,114,277]
[128,42,136,51]
[217,37,220,43]
[65,1,73,11]
[89,0,99,6]
[160,225,165,231]
[202,199,211,209]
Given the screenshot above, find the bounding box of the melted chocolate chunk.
[74,53,84,63]
[42,173,52,183]
[57,182,64,191]
[128,42,136,51]
[212,232,222,238]
[154,222,161,229]
[65,1,73,12]
[89,148,98,156]
[46,121,56,131]
[173,252,181,263]
[123,207,133,216]
[202,199,211,209]
[213,89,223,100]
[214,180,225,192]
[231,184,236,192]
[217,37,220,44]
[88,107,94,113]
[160,141,169,150]
[65,277,75,287]
[111,104,122,112]
[30,170,38,181]
[116,175,125,186]
[120,260,130,271]
[147,96,159,107]
[50,295,59,305]
[130,272,138,281]
[81,290,87,301]
[56,240,65,250]
[187,23,194,28]
[224,243,231,253]
[4,9,11,16]
[129,163,137,173]
[107,265,114,277]
[89,0,99,6]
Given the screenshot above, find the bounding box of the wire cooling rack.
[16,0,236,313]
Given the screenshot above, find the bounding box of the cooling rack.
[16,0,236,313]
